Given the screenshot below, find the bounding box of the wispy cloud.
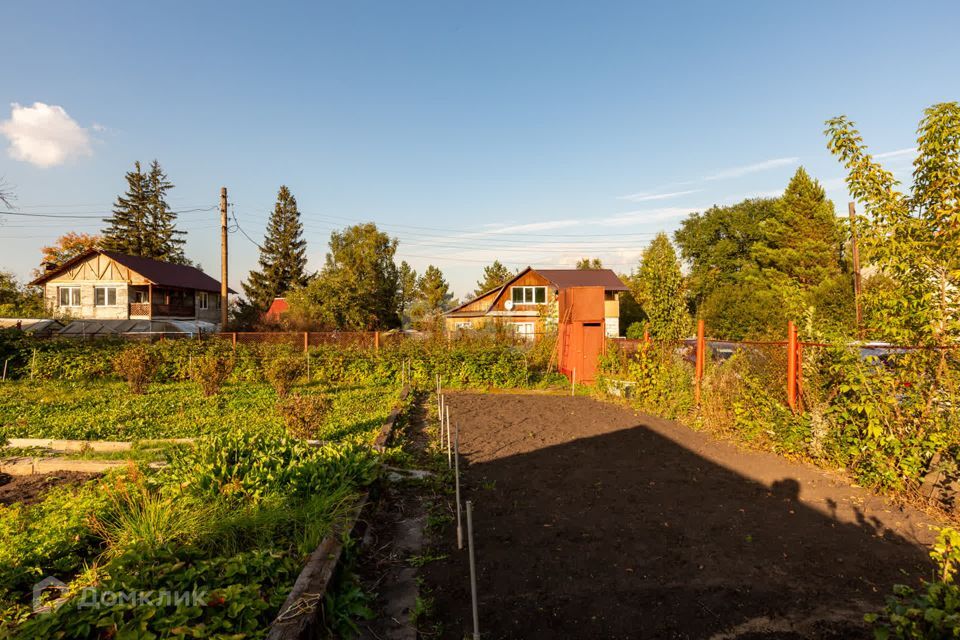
[475,219,582,235]
[874,147,916,159]
[704,157,799,181]
[599,207,698,227]
[616,189,701,203]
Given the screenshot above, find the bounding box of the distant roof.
[535,269,628,291]
[444,266,627,315]
[31,249,235,293]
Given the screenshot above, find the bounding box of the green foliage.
[826,102,960,347]
[576,257,603,269]
[278,393,333,439]
[286,222,401,330]
[0,271,43,317]
[630,233,689,340]
[263,355,305,397]
[599,342,694,419]
[242,185,309,312]
[473,260,514,297]
[867,528,960,639]
[101,160,187,263]
[674,168,852,339]
[188,350,234,396]
[111,345,159,394]
[410,265,454,331]
[0,381,399,443]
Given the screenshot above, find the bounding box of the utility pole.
[220,187,229,329]
[848,202,863,338]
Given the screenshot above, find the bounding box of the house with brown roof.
[30,249,233,328]
[443,267,628,339]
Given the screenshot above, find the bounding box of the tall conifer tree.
[102,160,187,263]
[243,185,309,311]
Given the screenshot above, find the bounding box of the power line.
[0,206,217,219]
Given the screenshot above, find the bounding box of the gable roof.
[535,269,628,291]
[444,266,627,316]
[31,249,235,293]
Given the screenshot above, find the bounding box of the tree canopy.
[409,264,454,330]
[286,223,401,330]
[35,232,101,277]
[473,260,514,297]
[101,160,187,263]
[674,167,851,339]
[631,233,688,340]
[242,185,309,311]
[825,102,960,346]
[576,257,603,269]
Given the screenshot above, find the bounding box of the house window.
[94,286,118,306]
[508,322,536,340]
[198,292,209,310]
[58,286,81,307]
[511,286,546,305]
[215,294,221,310]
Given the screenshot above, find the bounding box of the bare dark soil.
[0,471,99,506]
[422,393,939,640]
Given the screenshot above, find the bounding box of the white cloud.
[616,189,701,203]
[471,219,583,236]
[599,207,698,226]
[0,102,93,168]
[874,147,916,159]
[704,157,799,181]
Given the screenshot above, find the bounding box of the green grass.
[0,380,401,443]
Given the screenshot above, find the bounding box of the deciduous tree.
[286,223,401,330]
[576,257,603,269]
[631,233,688,340]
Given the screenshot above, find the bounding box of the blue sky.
[1,1,956,298]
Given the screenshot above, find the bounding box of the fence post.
[374,331,380,351]
[303,331,309,353]
[232,332,237,349]
[787,321,798,412]
[694,319,705,406]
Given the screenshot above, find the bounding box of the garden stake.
[455,421,463,550]
[2,358,7,381]
[446,404,452,468]
[466,500,480,640]
[30,349,36,380]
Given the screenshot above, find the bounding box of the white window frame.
[94,286,118,307]
[510,286,547,305]
[58,286,81,307]
[508,322,536,340]
[198,291,209,310]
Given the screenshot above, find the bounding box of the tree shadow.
[423,395,934,640]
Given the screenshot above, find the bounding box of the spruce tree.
[576,257,603,269]
[242,185,309,311]
[145,160,187,263]
[102,160,187,262]
[102,161,149,256]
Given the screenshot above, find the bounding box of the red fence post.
[786,321,798,412]
[694,319,705,406]
[303,331,309,353]
[374,331,380,351]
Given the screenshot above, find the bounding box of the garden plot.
[0,380,408,639]
[423,393,940,640]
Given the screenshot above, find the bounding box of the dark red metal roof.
[534,269,628,291]
[31,249,234,293]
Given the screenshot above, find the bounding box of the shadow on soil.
[423,394,933,640]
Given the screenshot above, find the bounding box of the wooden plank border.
[267,385,411,640]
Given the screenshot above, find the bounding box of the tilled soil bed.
[0,470,99,506]
[422,393,939,640]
